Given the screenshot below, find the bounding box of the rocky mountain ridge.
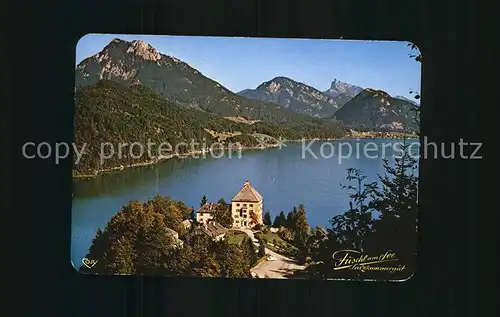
[75,38,419,133]
[333,88,419,132]
[75,39,330,126]
[238,77,345,118]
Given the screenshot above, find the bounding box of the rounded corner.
[406,40,423,55]
[75,33,94,48]
[396,270,416,282]
[70,259,85,275]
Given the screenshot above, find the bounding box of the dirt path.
[232,229,305,279]
[250,248,305,279]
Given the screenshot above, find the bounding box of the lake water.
[71,138,419,266]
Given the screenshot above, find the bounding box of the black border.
[7,0,485,316]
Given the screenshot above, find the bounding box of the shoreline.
[73,133,417,180]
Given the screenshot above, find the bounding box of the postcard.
[71,34,421,281]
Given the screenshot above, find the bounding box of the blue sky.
[76,34,421,99]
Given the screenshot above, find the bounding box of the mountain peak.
[97,38,162,62]
[363,88,391,97]
[329,78,356,90]
[260,76,292,86]
[255,77,294,93]
[111,38,126,43]
[324,79,363,99]
[127,40,161,61]
[239,76,347,118]
[334,87,419,132]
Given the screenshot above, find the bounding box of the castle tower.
[231,180,263,228]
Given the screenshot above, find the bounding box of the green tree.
[257,239,266,258]
[241,236,258,267]
[135,206,175,275]
[407,42,422,62]
[367,141,418,261]
[407,43,421,131]
[162,244,195,276]
[213,198,233,228]
[217,197,226,205]
[82,195,259,278]
[305,226,328,257]
[184,234,221,277]
[278,228,293,241]
[263,211,272,226]
[273,211,287,227]
[216,242,250,278]
[150,195,184,233]
[81,200,177,275]
[200,194,208,207]
[329,168,377,252]
[286,207,297,230]
[293,204,309,245]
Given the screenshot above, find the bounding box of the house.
[196,202,231,225]
[166,228,184,247]
[181,219,192,229]
[231,180,264,228]
[195,222,227,241]
[195,180,264,230]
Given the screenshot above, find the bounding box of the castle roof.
[196,222,227,238]
[232,180,263,203]
[196,202,230,214]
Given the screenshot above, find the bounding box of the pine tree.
[329,168,378,252]
[369,141,418,258]
[242,236,258,267]
[217,197,226,205]
[200,194,208,207]
[373,141,418,222]
[263,211,272,226]
[273,211,287,227]
[272,215,279,227]
[293,204,309,244]
[286,207,297,230]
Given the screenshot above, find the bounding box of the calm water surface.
[71,139,419,266]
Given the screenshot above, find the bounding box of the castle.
[196,180,264,229]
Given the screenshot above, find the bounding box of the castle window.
[243,204,247,207]
[236,203,240,206]
[250,204,253,207]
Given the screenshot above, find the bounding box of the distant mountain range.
[238,77,418,131]
[75,38,419,134]
[333,89,419,132]
[238,77,345,118]
[323,79,364,100]
[75,39,324,126]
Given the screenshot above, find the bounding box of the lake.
[71,138,420,267]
